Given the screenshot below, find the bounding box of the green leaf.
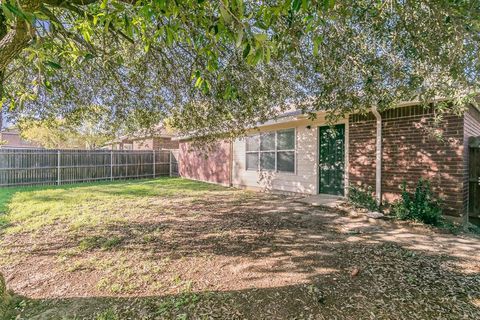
[44,80,52,90]
[45,61,62,69]
[323,0,335,9]
[235,29,244,48]
[235,0,245,18]
[166,27,174,46]
[3,3,28,21]
[242,43,251,58]
[265,46,271,64]
[210,24,219,35]
[219,5,232,24]
[124,13,130,28]
[253,48,263,64]
[313,35,322,56]
[302,0,310,11]
[292,0,302,12]
[254,33,267,43]
[33,11,51,21]
[100,0,108,10]
[195,76,203,88]
[104,18,111,33]
[202,80,211,94]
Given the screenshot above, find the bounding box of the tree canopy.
[17,105,114,149]
[1,1,480,139]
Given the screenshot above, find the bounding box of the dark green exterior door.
[319,124,345,196]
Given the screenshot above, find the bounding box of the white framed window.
[245,128,296,173]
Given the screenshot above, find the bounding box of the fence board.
[170,150,179,176]
[0,148,179,187]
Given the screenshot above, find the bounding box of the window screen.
[276,129,295,172]
[277,129,295,150]
[260,152,275,170]
[246,153,259,170]
[277,151,295,173]
[260,132,275,150]
[246,135,259,152]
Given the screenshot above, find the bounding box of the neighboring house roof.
[0,129,41,149]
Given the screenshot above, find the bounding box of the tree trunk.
[0,1,39,71]
[0,9,6,133]
[0,79,3,131]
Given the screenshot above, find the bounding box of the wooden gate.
[468,137,480,221]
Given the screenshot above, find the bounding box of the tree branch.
[61,2,135,44]
[0,0,137,75]
[40,5,98,54]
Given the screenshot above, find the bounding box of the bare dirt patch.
[1,179,479,319]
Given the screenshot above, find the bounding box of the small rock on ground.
[366,211,384,219]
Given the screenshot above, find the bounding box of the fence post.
[169,150,172,177]
[153,150,156,177]
[110,150,113,181]
[57,150,61,185]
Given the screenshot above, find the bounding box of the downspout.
[371,106,382,205]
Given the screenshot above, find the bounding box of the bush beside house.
[392,179,443,226]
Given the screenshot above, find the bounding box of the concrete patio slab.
[296,194,345,208]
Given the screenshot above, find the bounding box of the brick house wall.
[178,140,231,186]
[0,130,40,149]
[349,105,467,217]
[132,138,154,150]
[153,137,179,150]
[348,114,377,192]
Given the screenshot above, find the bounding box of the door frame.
[317,120,349,196]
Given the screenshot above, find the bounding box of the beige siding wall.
[232,114,348,195]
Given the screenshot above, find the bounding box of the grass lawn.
[1,177,479,319]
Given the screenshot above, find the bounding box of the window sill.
[245,169,296,175]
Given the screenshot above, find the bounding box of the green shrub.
[348,185,379,211]
[392,179,442,225]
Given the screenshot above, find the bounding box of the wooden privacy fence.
[0,148,180,187]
